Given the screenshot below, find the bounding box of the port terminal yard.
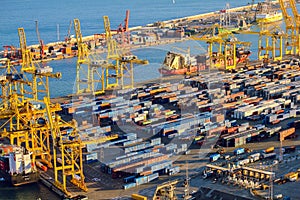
[2,1,300,200]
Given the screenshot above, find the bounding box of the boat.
[158,49,207,75]
[255,1,283,23]
[0,144,39,186]
[256,11,283,23]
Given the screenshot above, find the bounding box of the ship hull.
[159,65,205,75]
[256,13,283,23]
[0,170,39,186]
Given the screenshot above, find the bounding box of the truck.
[209,153,221,162]
[234,148,245,155]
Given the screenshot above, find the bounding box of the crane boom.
[124,10,130,31]
[289,0,300,27]
[279,0,294,29]
[65,20,73,43]
[35,20,44,59]
[103,16,119,59]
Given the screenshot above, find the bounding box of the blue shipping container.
[123,182,136,190]
[209,153,220,162]
[234,148,245,155]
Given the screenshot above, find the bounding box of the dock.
[1,1,300,200]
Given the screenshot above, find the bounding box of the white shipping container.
[23,154,32,174]
[15,153,23,174]
[86,152,98,161]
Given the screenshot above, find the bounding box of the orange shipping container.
[279,127,295,141]
[66,46,72,54]
[227,127,238,134]
[68,107,75,114]
[140,170,152,176]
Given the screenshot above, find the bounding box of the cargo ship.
[0,144,39,186]
[158,50,207,75]
[159,46,250,75]
[256,11,283,23]
[255,1,283,23]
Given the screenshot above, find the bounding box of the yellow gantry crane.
[103,15,120,89]
[238,22,285,62]
[17,28,61,167]
[44,97,118,196]
[45,98,87,196]
[279,0,300,55]
[0,27,118,197]
[18,28,61,102]
[191,24,251,70]
[153,180,178,200]
[103,15,148,90]
[74,18,113,95]
[73,18,92,94]
[288,0,300,55]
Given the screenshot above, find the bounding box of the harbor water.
[0,0,292,199]
[0,0,252,100]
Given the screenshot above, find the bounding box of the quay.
[2,1,300,200]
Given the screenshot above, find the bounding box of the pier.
[1,1,300,200]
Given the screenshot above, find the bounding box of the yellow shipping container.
[131,194,147,200]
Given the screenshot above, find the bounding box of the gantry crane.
[288,0,300,55]
[153,180,178,200]
[73,18,91,94]
[237,22,285,62]
[65,20,73,43]
[18,27,61,102]
[191,24,251,70]
[44,97,118,196]
[35,20,45,60]
[0,28,61,168]
[103,15,120,89]
[116,10,131,53]
[74,18,109,95]
[279,0,300,55]
[103,15,148,90]
[45,98,87,196]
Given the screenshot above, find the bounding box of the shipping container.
[147,172,159,182]
[234,148,245,155]
[123,175,136,183]
[209,153,220,162]
[249,153,260,162]
[261,152,276,159]
[263,147,274,154]
[123,182,136,190]
[131,194,147,200]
